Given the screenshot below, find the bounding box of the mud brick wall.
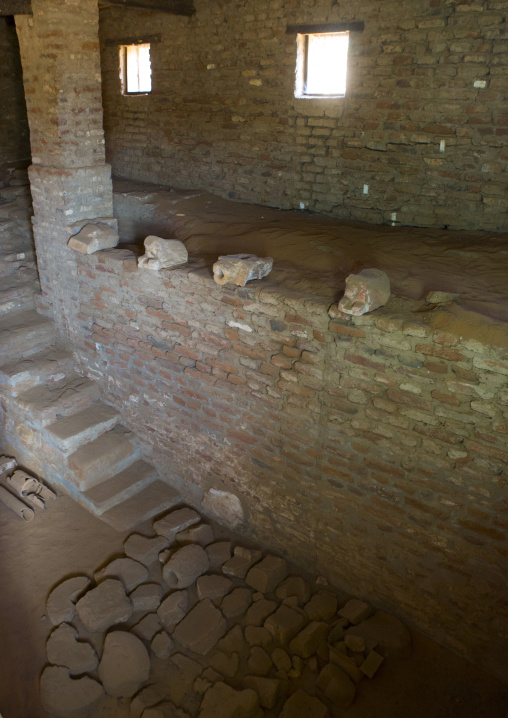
[99,0,508,231]
[69,248,508,680]
[0,19,30,174]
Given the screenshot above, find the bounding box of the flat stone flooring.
[0,493,507,717]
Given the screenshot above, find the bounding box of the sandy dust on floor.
[0,492,507,718]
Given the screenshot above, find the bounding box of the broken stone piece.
[162,544,210,588]
[360,649,384,678]
[173,599,227,656]
[176,523,214,546]
[345,633,366,653]
[0,455,17,475]
[305,590,338,621]
[40,666,104,717]
[95,557,148,592]
[154,507,201,540]
[279,690,328,718]
[206,541,232,570]
[197,574,233,601]
[46,623,98,675]
[247,646,273,677]
[138,236,188,270]
[245,598,278,627]
[218,625,247,655]
[272,647,291,673]
[166,654,202,705]
[316,663,356,708]
[289,621,329,659]
[243,676,282,710]
[0,485,33,521]
[245,626,272,649]
[329,646,364,684]
[426,290,460,304]
[124,533,169,567]
[75,578,132,633]
[276,577,311,607]
[46,575,90,626]
[202,488,244,528]
[98,631,150,698]
[151,630,174,659]
[130,583,163,612]
[264,605,307,645]
[338,268,390,316]
[157,590,189,630]
[213,254,273,287]
[221,587,253,619]
[198,681,261,718]
[68,222,118,254]
[338,599,373,625]
[210,650,239,678]
[223,546,262,579]
[130,684,172,718]
[132,613,162,642]
[346,611,411,658]
[245,555,288,594]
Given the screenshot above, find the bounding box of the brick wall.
[99,0,508,231]
[0,18,30,175]
[70,248,508,681]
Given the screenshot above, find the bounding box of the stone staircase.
[0,171,179,531]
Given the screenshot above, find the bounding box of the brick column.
[15,0,117,339]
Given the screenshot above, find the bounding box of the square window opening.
[120,43,152,95]
[295,31,349,99]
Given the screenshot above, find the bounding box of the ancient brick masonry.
[100,0,508,231]
[71,248,508,682]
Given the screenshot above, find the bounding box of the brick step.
[98,479,180,532]
[67,428,139,491]
[0,274,39,314]
[81,458,159,515]
[15,373,99,426]
[46,401,121,455]
[0,347,74,396]
[0,309,57,362]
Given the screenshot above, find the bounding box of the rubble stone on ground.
[360,649,384,678]
[264,605,307,645]
[244,675,283,710]
[223,546,262,579]
[197,574,233,600]
[247,646,273,676]
[177,523,214,546]
[154,507,200,540]
[157,590,189,630]
[213,254,273,287]
[124,533,169,566]
[316,663,356,707]
[279,689,328,718]
[166,653,202,705]
[276,577,311,606]
[95,557,148,592]
[151,630,175,659]
[245,555,288,593]
[205,541,232,570]
[40,665,105,718]
[132,613,163,642]
[304,591,338,621]
[130,583,163,612]
[46,622,98,675]
[346,611,412,658]
[245,598,278,627]
[76,578,133,632]
[272,647,291,672]
[198,681,261,718]
[173,599,227,655]
[46,575,90,626]
[289,621,329,658]
[245,625,272,649]
[98,631,150,698]
[217,625,247,655]
[338,598,373,625]
[221,587,253,619]
[162,544,210,588]
[210,650,239,677]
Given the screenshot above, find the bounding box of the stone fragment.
[338,599,373,625]
[138,236,188,270]
[245,598,278,627]
[217,625,247,655]
[247,646,273,676]
[159,548,172,563]
[426,290,460,305]
[76,578,132,633]
[245,555,288,594]
[279,690,328,718]
[46,576,90,626]
[202,488,244,528]
[95,557,148,592]
[0,455,17,474]
[210,650,239,677]
[304,591,338,621]
[124,533,169,566]
[162,544,210,588]
[244,676,282,709]
[68,222,118,254]
[223,546,262,579]
[221,587,253,619]
[198,681,261,718]
[328,619,347,644]
[132,613,162,642]
[98,631,150,698]
[339,268,390,316]
[345,634,366,653]
[289,621,329,659]
[130,683,171,718]
[173,599,227,656]
[205,541,232,570]
[151,630,175,659]
[272,647,291,672]
[166,653,202,705]
[40,666,104,717]
[328,646,363,684]
[157,590,189,630]
[276,577,311,607]
[213,254,273,287]
[264,605,306,645]
[46,623,98,675]
[197,574,233,601]
[360,649,384,678]
[177,523,214,546]
[316,663,356,708]
[130,583,163,612]
[245,626,272,649]
[346,611,411,658]
[154,507,201,540]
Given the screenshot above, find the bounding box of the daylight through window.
[120,43,152,94]
[295,31,349,98]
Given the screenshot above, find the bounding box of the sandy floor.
[0,492,507,718]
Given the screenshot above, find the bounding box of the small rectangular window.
[295,31,349,99]
[120,43,152,94]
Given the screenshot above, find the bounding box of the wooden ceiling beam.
[0,0,32,16]
[100,0,195,15]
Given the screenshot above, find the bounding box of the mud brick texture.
[70,249,508,682]
[99,0,508,231]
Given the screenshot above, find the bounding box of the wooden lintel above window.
[286,22,364,35]
[99,0,195,15]
[0,0,32,16]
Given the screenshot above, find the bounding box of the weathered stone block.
[339,268,390,316]
[68,222,118,254]
[213,254,273,287]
